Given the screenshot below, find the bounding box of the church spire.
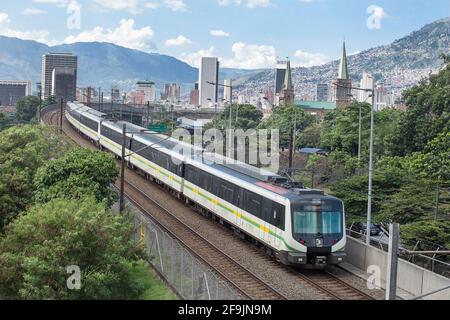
[280,58,294,106]
[283,59,293,91]
[338,41,349,80]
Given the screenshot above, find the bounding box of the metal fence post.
[386,223,400,300]
[155,229,164,273]
[204,273,211,300]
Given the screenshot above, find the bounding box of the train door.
[272,204,284,249]
[261,199,271,243]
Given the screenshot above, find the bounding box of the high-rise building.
[358,72,374,102]
[41,53,77,100]
[111,86,121,103]
[190,83,200,107]
[161,83,171,101]
[223,79,232,104]
[51,67,76,102]
[279,59,295,106]
[375,82,393,111]
[316,84,330,102]
[136,81,156,103]
[199,57,219,107]
[0,80,32,106]
[274,60,287,106]
[333,41,352,108]
[169,83,180,103]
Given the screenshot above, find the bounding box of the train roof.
[74,103,335,201]
[67,102,107,118]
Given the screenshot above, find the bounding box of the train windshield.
[292,201,343,235]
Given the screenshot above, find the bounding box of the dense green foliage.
[0,124,171,300]
[0,125,72,231]
[15,96,40,123]
[0,197,144,299]
[33,148,118,207]
[259,105,316,148]
[205,104,263,132]
[401,220,450,249]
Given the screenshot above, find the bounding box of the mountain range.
[0,16,449,97]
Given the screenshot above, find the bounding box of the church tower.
[333,41,352,108]
[280,59,295,106]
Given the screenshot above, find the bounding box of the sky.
[0,0,449,69]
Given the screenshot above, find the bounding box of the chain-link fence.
[114,197,244,300]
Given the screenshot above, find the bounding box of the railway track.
[296,270,375,300]
[41,106,287,300]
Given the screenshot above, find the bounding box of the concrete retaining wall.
[346,237,450,300]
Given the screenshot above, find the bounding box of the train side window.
[261,198,272,222]
[219,181,234,204]
[244,191,261,217]
[210,175,220,197]
[272,203,285,230]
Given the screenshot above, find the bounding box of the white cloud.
[246,0,271,8]
[210,30,230,37]
[181,42,277,69]
[144,2,160,9]
[217,0,271,8]
[294,50,330,67]
[93,0,141,13]
[217,0,241,6]
[21,8,47,15]
[0,12,56,45]
[32,0,68,7]
[367,5,389,30]
[180,46,216,67]
[222,42,277,69]
[165,35,192,46]
[165,0,187,11]
[63,19,156,52]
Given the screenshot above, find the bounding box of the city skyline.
[0,1,449,69]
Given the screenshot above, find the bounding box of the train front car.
[280,191,346,268]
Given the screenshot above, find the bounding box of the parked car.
[353,222,383,236]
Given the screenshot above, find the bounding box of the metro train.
[66,102,346,268]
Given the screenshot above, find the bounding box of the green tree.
[297,124,322,148]
[0,125,72,231]
[0,197,145,299]
[331,164,410,222]
[33,148,118,207]
[0,112,9,130]
[43,95,58,107]
[258,105,315,148]
[377,182,435,224]
[16,96,40,123]
[204,104,263,132]
[401,220,450,249]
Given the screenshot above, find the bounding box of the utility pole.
[101,92,104,113]
[38,89,42,123]
[386,223,399,300]
[288,127,294,170]
[59,98,64,133]
[358,105,362,162]
[98,87,101,110]
[435,185,440,221]
[119,123,127,214]
[366,89,375,245]
[147,101,150,128]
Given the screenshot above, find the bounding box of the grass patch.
[130,261,178,300]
